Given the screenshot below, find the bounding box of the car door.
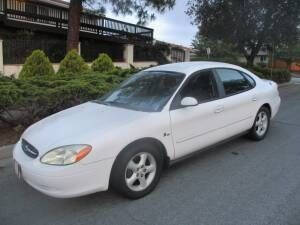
[213,68,258,137]
[170,69,231,159]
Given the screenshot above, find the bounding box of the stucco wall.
[3,61,158,78]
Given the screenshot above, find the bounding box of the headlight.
[41,145,92,165]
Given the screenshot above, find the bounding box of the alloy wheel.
[125,152,157,192]
[255,111,268,136]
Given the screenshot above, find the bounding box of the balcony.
[0,0,153,44]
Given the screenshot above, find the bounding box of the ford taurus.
[13,62,281,199]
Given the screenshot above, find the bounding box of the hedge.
[0,69,137,128]
[247,66,291,83]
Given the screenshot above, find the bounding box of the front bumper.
[13,141,115,198]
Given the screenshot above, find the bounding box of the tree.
[187,0,300,66]
[67,0,176,51]
[191,32,240,62]
[275,42,300,69]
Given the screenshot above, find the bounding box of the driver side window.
[171,70,218,109]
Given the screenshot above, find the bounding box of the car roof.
[145,61,246,76]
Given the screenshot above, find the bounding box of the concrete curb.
[0,144,14,160]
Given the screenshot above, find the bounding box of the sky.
[105,1,197,47]
[63,0,197,47]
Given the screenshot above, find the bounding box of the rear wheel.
[110,142,163,199]
[248,106,270,141]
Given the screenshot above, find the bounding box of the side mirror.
[181,97,198,107]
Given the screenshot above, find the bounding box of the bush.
[19,50,55,79]
[91,53,114,73]
[0,69,137,128]
[57,50,89,76]
[248,66,291,83]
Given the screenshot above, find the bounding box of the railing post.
[0,40,4,74]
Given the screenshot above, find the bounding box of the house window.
[260,55,267,62]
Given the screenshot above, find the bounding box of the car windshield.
[95,71,185,112]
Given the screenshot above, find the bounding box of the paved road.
[1,84,300,225]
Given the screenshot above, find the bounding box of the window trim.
[213,68,256,98]
[242,71,256,88]
[170,69,220,111]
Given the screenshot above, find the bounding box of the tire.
[248,106,271,141]
[110,141,164,199]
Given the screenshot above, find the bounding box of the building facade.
[0,0,190,76]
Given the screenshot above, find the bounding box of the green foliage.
[248,66,291,83]
[57,50,90,76]
[0,69,136,128]
[91,53,114,73]
[19,50,55,79]
[191,35,240,62]
[187,0,300,65]
[275,43,300,65]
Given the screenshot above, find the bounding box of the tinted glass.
[216,69,252,95]
[178,70,217,104]
[243,72,256,87]
[96,71,185,112]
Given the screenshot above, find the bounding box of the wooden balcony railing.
[0,0,153,43]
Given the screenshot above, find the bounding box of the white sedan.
[13,62,281,199]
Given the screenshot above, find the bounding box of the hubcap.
[125,152,157,192]
[255,111,268,136]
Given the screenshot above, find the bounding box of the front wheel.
[110,142,163,199]
[248,106,270,141]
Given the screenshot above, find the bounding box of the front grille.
[22,139,39,159]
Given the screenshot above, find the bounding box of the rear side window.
[242,72,256,87]
[216,69,252,96]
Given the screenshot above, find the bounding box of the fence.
[3,39,66,64]
[0,0,153,43]
[81,40,124,62]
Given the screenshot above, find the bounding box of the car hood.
[22,102,148,154]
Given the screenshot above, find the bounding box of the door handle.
[214,105,224,113]
[252,96,257,101]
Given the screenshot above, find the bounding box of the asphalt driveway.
[1,83,300,225]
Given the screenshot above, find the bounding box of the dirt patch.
[0,126,22,147]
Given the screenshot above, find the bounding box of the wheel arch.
[109,137,170,186]
[261,103,272,117]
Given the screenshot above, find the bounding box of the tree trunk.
[244,43,262,67]
[66,0,82,52]
[246,55,255,67]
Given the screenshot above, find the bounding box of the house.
[0,0,190,76]
[238,48,269,66]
